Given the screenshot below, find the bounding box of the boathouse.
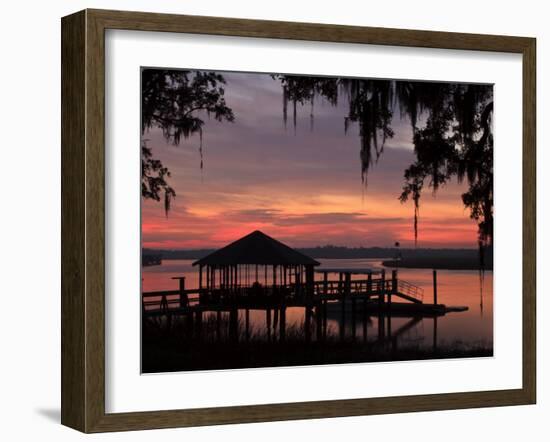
[192,230,320,301]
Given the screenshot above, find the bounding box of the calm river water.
[142,258,493,350]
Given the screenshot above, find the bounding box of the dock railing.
[142,276,426,315]
[397,280,424,303]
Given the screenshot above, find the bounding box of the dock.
[142,231,467,346]
[143,269,465,318]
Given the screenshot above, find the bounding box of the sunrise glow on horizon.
[141,71,480,250]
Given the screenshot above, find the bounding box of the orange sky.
[142,71,480,250]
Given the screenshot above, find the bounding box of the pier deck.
[142,271,465,319]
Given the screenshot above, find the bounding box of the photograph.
[140,68,494,373]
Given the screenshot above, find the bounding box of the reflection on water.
[142,258,493,351]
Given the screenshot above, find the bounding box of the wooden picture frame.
[61,8,536,433]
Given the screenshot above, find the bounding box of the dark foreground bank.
[142,317,492,373]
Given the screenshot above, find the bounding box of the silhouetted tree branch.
[274,76,493,255]
[141,69,235,214]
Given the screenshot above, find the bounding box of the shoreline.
[382,259,492,271]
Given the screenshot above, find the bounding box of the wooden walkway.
[141,272,463,319]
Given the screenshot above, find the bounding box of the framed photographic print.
[61,9,536,432]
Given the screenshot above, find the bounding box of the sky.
[142,71,480,250]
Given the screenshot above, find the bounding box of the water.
[142,258,493,351]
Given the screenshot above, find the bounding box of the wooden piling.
[316,303,322,341]
[344,272,351,298]
[433,270,438,305]
[351,297,357,342]
[367,272,372,296]
[274,307,279,332]
[340,272,351,341]
[305,265,315,302]
[380,269,386,308]
[279,305,286,341]
[171,276,187,309]
[362,308,368,343]
[433,316,438,351]
[160,294,168,313]
[322,299,327,340]
[391,270,397,306]
[266,308,272,341]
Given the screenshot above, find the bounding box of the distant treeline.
[143,245,493,270]
[382,254,493,271]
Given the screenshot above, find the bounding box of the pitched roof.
[193,230,320,267]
